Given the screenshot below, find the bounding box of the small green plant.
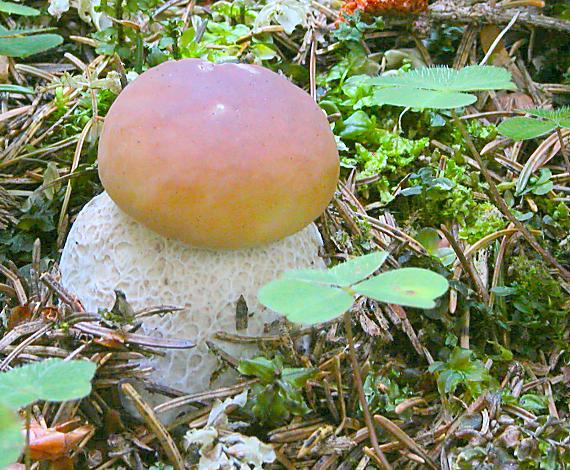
[0,358,97,468]
[490,255,568,356]
[364,370,415,418]
[0,2,64,58]
[333,11,384,43]
[258,252,449,325]
[237,356,317,426]
[428,347,495,398]
[367,64,569,280]
[516,168,553,197]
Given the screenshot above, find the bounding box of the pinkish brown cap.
[98,59,339,250]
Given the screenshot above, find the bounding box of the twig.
[343,312,392,470]
[440,225,490,304]
[373,414,438,470]
[121,383,185,470]
[24,406,31,470]
[555,127,570,173]
[429,1,570,33]
[480,11,520,65]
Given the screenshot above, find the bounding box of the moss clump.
[501,255,568,357]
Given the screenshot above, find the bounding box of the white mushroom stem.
[59,192,326,394]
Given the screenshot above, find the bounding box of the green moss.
[494,255,568,356]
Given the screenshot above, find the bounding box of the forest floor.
[0,0,569,468]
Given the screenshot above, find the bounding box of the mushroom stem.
[60,192,327,394]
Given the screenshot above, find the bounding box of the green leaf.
[435,247,456,267]
[519,393,548,412]
[450,65,517,91]
[282,367,318,388]
[369,65,515,110]
[516,168,554,196]
[0,1,40,16]
[531,180,553,196]
[353,268,449,309]
[498,117,556,141]
[0,402,23,469]
[447,348,475,371]
[490,286,518,297]
[282,269,338,285]
[372,87,476,110]
[371,65,516,92]
[328,251,388,286]
[525,106,570,123]
[258,279,354,325]
[0,26,58,37]
[0,359,97,409]
[0,33,63,58]
[339,110,375,139]
[251,43,277,61]
[42,162,60,200]
[238,357,278,383]
[0,84,34,94]
[438,369,463,394]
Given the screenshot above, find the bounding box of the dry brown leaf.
[480,25,510,66]
[23,419,93,462]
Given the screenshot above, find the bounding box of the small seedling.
[258,251,449,325]
[428,347,494,397]
[237,356,317,426]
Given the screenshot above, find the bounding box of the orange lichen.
[341,0,428,18]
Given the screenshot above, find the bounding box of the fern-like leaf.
[369,65,516,110]
[371,65,516,92]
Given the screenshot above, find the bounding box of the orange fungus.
[340,0,428,17]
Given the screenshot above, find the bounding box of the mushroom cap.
[59,192,326,393]
[98,58,339,250]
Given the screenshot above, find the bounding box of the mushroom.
[59,59,339,394]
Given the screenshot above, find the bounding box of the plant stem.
[555,127,570,173]
[115,0,125,45]
[451,111,570,282]
[343,312,392,470]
